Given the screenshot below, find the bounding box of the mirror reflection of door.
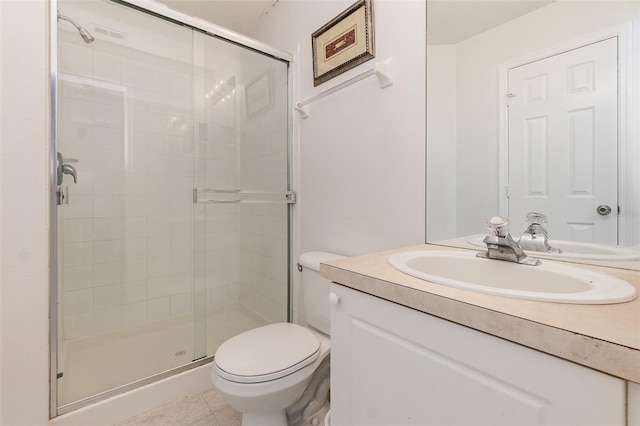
[507,37,618,244]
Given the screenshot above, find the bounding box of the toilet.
[211,251,344,426]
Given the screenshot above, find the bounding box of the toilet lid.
[214,323,320,384]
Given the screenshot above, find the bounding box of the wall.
[426,45,457,242]
[0,0,51,424]
[453,1,640,238]
[251,0,426,261]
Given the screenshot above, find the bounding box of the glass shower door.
[54,0,291,414]
[194,34,291,355]
[56,0,199,407]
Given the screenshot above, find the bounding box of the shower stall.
[51,0,292,415]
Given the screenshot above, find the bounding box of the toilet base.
[242,410,287,426]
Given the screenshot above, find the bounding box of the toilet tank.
[298,251,345,335]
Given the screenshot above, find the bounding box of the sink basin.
[388,250,637,304]
[467,234,640,261]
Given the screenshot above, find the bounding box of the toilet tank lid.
[299,251,346,271]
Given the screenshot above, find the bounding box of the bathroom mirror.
[426,0,640,271]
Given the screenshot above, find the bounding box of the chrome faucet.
[476,216,541,266]
[518,212,561,254]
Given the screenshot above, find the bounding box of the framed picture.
[311,0,375,86]
[245,71,273,119]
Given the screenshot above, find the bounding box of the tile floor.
[115,387,241,426]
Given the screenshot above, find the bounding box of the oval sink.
[388,250,637,304]
[467,235,640,261]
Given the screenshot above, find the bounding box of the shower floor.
[58,304,266,407]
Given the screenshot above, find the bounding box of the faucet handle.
[486,216,510,237]
[526,212,548,225]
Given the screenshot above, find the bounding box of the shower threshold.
[57,303,266,411]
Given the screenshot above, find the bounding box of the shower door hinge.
[286,191,296,204]
[57,186,69,205]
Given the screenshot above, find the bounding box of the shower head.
[57,11,95,43]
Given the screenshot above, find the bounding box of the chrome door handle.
[57,152,77,185]
[596,205,612,216]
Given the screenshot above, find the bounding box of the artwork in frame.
[245,71,273,119]
[311,0,375,86]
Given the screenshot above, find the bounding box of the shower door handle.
[193,188,296,204]
[57,152,78,185]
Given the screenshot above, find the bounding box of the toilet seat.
[214,323,320,384]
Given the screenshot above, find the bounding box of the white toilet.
[211,251,344,426]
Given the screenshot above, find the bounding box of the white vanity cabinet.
[330,283,626,426]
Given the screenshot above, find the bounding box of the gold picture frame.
[311,0,375,86]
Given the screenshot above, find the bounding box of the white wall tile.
[94,172,123,195]
[123,301,148,326]
[94,195,122,218]
[63,97,93,125]
[124,195,147,217]
[171,71,193,99]
[63,194,95,220]
[124,280,148,304]
[170,234,193,255]
[64,241,94,267]
[94,239,123,264]
[148,256,171,278]
[121,63,147,90]
[93,149,124,173]
[76,311,95,337]
[93,51,121,83]
[148,297,171,320]
[125,259,147,282]
[64,265,94,291]
[94,306,122,332]
[148,276,171,299]
[94,125,124,151]
[65,288,95,315]
[62,80,93,102]
[94,216,122,240]
[94,284,122,310]
[170,273,191,295]
[64,218,94,242]
[147,92,172,115]
[147,218,171,237]
[124,237,147,260]
[94,262,122,287]
[171,293,192,315]
[170,254,192,275]
[124,174,147,195]
[147,195,171,216]
[62,47,93,76]
[148,68,172,95]
[124,216,147,238]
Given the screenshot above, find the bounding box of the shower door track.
[49,0,293,418]
[56,356,214,415]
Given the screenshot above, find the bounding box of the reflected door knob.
[596,205,612,216]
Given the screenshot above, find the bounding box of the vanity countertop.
[320,244,640,383]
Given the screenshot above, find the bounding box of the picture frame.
[311,0,375,87]
[245,71,273,119]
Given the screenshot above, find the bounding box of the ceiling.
[427,1,555,45]
[158,0,554,44]
[158,0,273,36]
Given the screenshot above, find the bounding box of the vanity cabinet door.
[330,284,625,426]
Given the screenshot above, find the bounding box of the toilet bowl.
[211,252,344,426]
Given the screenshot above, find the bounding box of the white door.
[507,38,618,244]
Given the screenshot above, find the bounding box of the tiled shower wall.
[59,29,289,341]
[59,31,198,339]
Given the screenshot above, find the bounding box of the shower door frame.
[49,0,294,417]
